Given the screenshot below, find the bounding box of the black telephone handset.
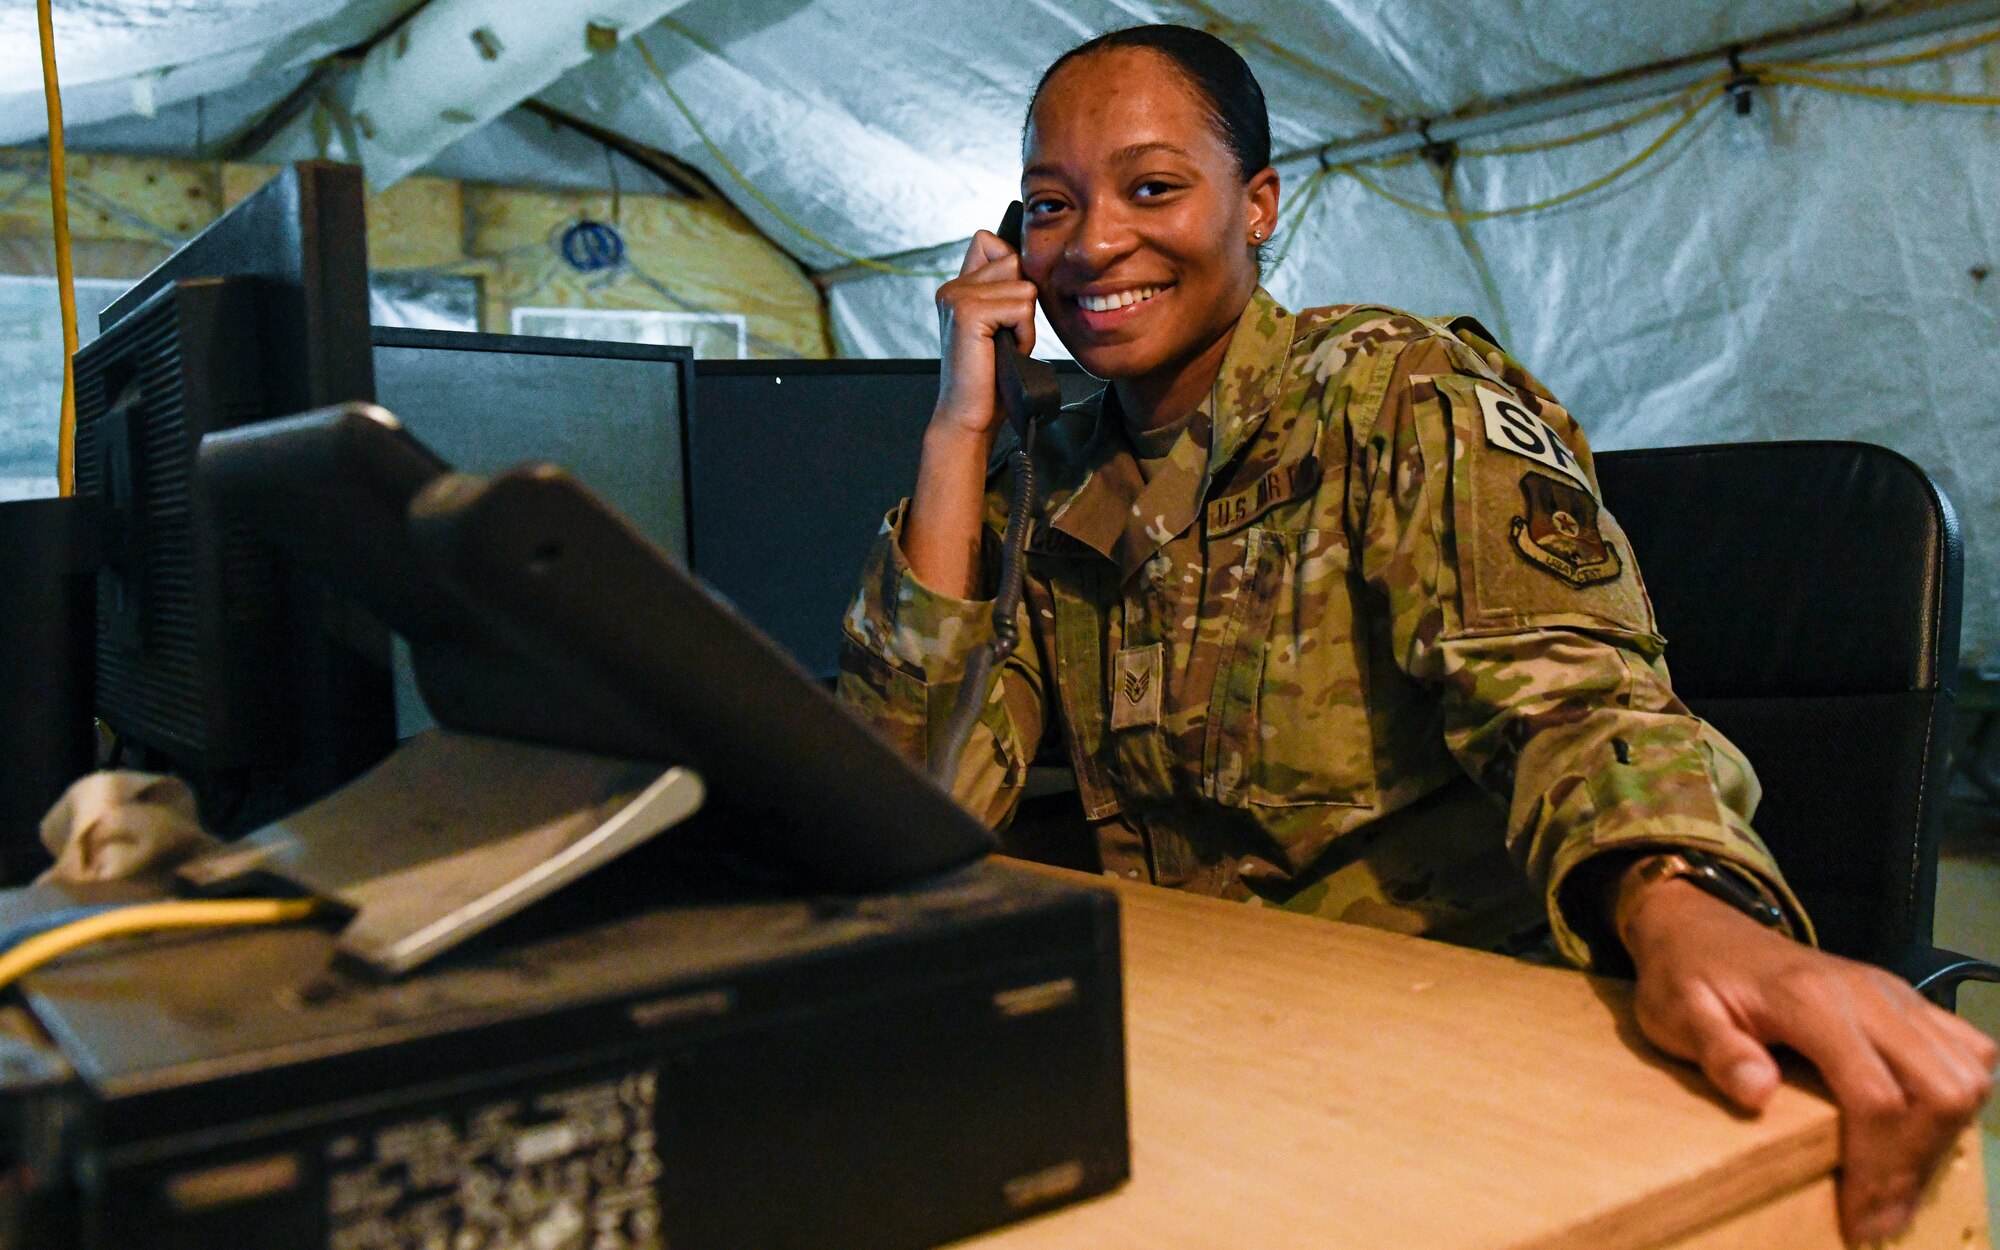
[930,204,1065,785]
[989,201,1063,442]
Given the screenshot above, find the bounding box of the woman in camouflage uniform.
[835,25,1992,1243]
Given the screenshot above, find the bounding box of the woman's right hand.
[904,231,1040,599]
[932,229,1040,441]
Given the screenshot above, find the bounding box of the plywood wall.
[0,148,831,358]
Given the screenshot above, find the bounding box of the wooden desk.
[965,873,1990,1250]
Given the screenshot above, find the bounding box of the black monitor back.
[70,163,389,830]
[370,329,689,559]
[369,328,691,736]
[0,498,96,878]
[103,161,372,417]
[686,360,1101,681]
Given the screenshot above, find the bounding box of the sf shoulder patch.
[1475,384,1591,493]
[1510,472,1622,587]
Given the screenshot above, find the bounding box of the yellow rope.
[1759,24,2000,73]
[0,899,321,992]
[36,0,77,496]
[1273,165,1330,241]
[1340,83,1725,223]
[1179,0,1394,110]
[1760,68,2000,107]
[633,34,954,279]
[1460,74,1728,158]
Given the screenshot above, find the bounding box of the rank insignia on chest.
[1510,472,1622,588]
[1111,643,1164,730]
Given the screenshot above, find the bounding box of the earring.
[1251,229,1264,241]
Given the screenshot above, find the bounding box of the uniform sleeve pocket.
[1435,375,1662,646]
[835,635,932,768]
[1206,527,1377,809]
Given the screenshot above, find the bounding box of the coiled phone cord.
[932,427,1038,785]
[930,203,1061,790]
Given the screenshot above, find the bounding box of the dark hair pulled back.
[1027,24,1271,181]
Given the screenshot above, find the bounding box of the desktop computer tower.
[0,859,1129,1249]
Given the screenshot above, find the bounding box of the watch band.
[1624,850,1787,930]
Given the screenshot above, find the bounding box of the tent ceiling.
[534,0,1869,268]
[5,0,1888,264]
[0,0,421,143]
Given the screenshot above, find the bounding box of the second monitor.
[372,334,1100,713]
[371,328,691,735]
[687,359,1101,682]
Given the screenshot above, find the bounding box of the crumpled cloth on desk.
[37,772,223,885]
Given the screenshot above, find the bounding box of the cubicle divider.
[686,359,1100,682]
[0,497,97,879]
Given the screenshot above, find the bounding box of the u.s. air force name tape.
[1476,384,1591,493]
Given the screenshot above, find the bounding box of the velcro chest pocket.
[1204,524,1376,809]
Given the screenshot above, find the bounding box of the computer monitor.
[101,162,373,414]
[684,360,1101,681]
[369,328,690,735]
[68,162,390,832]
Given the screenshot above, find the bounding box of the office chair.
[1597,441,2000,1009]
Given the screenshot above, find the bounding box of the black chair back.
[1595,442,1962,967]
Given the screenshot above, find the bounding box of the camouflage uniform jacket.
[838,287,1812,969]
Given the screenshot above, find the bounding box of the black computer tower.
[2,860,1129,1249]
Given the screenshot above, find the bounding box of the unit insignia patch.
[1509,472,1622,588]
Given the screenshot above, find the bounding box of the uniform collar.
[1041,287,1295,581]
[1202,286,1294,478]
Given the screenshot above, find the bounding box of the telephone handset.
[989,201,1063,443]
[930,203,1065,785]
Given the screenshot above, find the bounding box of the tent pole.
[1295,0,2000,171]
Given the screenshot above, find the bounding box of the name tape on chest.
[1204,456,1319,537]
[1475,385,1591,493]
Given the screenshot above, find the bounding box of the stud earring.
[1251,229,1264,241]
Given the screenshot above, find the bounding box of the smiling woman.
[1018,26,1274,414]
[833,23,1996,1249]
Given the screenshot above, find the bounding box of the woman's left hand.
[1622,876,1996,1247]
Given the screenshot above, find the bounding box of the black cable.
[931,427,1038,784]
[927,201,1063,791]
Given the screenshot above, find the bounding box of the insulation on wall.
[0,149,830,354]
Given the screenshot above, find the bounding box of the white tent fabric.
[3,0,1997,659]
[537,0,1864,269]
[0,0,419,142]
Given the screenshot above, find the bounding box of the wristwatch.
[1618,849,1787,931]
